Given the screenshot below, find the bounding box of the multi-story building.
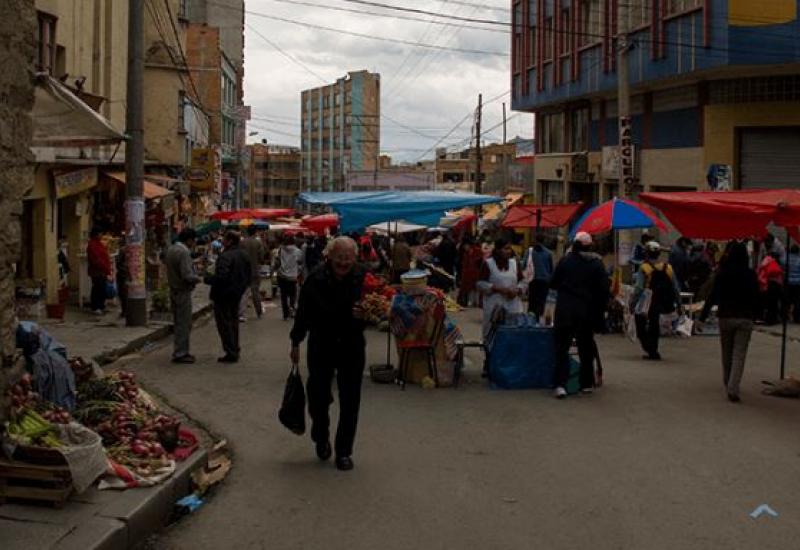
[301,70,381,191]
[23,0,129,307]
[186,24,243,207]
[511,0,800,204]
[143,0,208,171]
[346,168,436,191]
[248,143,301,208]
[434,142,531,193]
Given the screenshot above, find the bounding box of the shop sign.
[53,167,98,199]
[189,147,221,192]
[618,116,635,196]
[707,164,732,191]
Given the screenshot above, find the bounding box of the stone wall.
[0,0,36,415]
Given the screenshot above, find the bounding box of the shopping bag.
[633,289,652,316]
[105,281,117,300]
[624,312,638,343]
[659,312,678,336]
[675,314,693,338]
[278,364,306,435]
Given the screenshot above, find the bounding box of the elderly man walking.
[290,237,366,471]
[165,229,202,363]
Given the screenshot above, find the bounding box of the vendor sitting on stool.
[477,238,526,355]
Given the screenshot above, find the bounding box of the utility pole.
[617,5,634,269]
[124,0,147,326]
[502,101,509,193]
[474,93,482,196]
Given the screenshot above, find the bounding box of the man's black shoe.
[217,354,238,363]
[172,354,196,364]
[335,456,354,471]
[315,441,332,461]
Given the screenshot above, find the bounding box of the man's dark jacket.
[550,251,610,329]
[205,245,252,303]
[290,264,366,357]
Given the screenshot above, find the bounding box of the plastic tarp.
[501,203,583,229]
[640,189,800,239]
[32,74,125,147]
[301,214,339,234]
[570,197,667,237]
[298,191,503,233]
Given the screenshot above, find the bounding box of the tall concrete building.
[511,0,800,204]
[301,70,380,191]
[248,143,301,208]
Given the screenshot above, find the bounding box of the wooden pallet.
[0,458,73,508]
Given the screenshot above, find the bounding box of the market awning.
[210,208,294,221]
[298,191,503,232]
[502,203,584,229]
[104,172,174,200]
[482,192,525,221]
[368,221,428,234]
[300,214,339,235]
[32,73,126,147]
[640,189,800,239]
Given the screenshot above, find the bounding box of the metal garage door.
[739,127,800,189]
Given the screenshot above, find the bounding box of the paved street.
[125,303,800,550]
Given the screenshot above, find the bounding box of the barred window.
[709,76,800,104]
[664,0,703,16]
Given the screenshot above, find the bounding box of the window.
[37,12,57,74]
[527,23,536,66]
[560,8,571,55]
[570,107,589,151]
[664,0,702,15]
[539,112,565,153]
[178,0,188,19]
[543,17,553,61]
[623,0,650,30]
[335,93,341,107]
[541,180,565,204]
[513,1,523,71]
[578,0,602,47]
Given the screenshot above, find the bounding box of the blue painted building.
[511,0,800,204]
[301,71,381,192]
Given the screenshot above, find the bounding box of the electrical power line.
[161,0,208,116]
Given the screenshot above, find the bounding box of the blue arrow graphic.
[750,504,779,519]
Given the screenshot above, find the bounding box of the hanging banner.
[618,116,636,196]
[189,147,222,192]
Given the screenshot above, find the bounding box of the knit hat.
[574,232,592,246]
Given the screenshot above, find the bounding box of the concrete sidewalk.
[32,287,212,364]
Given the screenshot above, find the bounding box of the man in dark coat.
[205,231,251,363]
[434,232,458,276]
[549,232,610,399]
[290,237,366,471]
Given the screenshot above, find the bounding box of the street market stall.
[501,203,584,231]
[2,323,200,505]
[640,189,800,379]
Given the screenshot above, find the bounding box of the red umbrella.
[301,214,339,235]
[571,198,667,236]
[502,203,583,229]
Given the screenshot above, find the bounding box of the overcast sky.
[242,0,533,162]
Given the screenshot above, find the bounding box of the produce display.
[359,293,391,325]
[4,409,62,448]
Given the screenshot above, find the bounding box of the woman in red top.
[87,227,112,314]
[757,252,784,325]
[457,234,483,307]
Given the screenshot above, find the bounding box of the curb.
[94,303,213,365]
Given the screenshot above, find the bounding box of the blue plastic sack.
[488,326,555,389]
[105,281,117,300]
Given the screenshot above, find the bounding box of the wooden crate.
[0,458,73,508]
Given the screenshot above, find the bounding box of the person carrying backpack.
[632,241,681,360]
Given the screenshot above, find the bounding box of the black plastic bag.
[278,364,306,435]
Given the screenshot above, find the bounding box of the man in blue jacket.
[522,234,554,321]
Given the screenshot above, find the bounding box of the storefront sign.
[53,167,98,199]
[189,147,222,192]
[618,116,635,196]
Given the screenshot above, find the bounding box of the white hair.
[324,236,358,257]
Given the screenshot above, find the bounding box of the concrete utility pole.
[474,93,482,196]
[502,101,510,192]
[617,6,634,267]
[125,0,147,326]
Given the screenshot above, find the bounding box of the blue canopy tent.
[298,191,503,233]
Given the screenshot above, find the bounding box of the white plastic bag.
[675,315,693,338]
[634,289,652,316]
[624,312,638,343]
